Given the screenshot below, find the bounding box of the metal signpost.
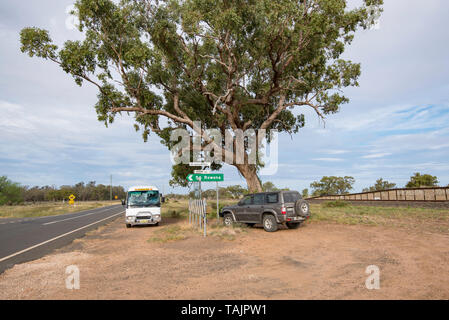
[216,181,219,219]
[187,163,224,237]
[186,173,224,182]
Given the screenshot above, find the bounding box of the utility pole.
[110,174,112,201]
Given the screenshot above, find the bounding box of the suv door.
[265,192,281,217]
[235,195,253,221]
[247,193,265,222]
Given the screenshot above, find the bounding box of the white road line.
[0,211,124,263]
[42,207,113,225]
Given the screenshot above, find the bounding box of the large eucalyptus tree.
[20,0,382,192]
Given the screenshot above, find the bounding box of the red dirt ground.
[1,218,448,299]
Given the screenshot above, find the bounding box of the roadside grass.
[0,201,121,219]
[208,221,249,240]
[159,199,449,236]
[309,203,449,234]
[157,199,248,241]
[322,200,351,208]
[147,225,190,243]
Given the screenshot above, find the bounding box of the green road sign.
[187,173,224,182]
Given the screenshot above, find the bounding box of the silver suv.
[220,191,310,232]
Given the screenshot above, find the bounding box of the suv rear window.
[283,192,300,203]
[266,193,279,203]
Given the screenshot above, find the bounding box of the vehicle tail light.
[281,206,287,215]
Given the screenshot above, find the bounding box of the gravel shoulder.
[1,216,448,300]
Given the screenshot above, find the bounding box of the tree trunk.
[236,164,263,193]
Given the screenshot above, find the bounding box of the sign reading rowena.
[187,173,224,182]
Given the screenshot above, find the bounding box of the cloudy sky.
[1,0,448,194]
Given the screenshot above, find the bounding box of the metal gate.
[188,198,207,237]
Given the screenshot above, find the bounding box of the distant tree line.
[0,176,126,205]
[1,172,445,205]
[307,173,442,197]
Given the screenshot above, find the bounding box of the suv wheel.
[286,222,301,229]
[262,215,278,232]
[223,213,234,227]
[295,199,310,217]
[126,224,132,228]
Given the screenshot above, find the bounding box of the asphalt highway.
[0,205,124,274]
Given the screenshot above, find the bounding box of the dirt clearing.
[1,207,448,300]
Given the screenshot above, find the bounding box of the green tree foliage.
[405,173,439,188]
[20,0,382,192]
[188,185,246,199]
[310,176,355,196]
[302,188,309,198]
[225,185,248,198]
[362,178,396,192]
[0,176,24,205]
[262,181,278,192]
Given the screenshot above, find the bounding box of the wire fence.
[308,187,449,202]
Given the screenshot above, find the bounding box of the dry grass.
[309,203,449,234]
[0,201,121,219]
[163,199,449,236]
[153,199,247,242]
[147,224,190,243]
[208,221,249,240]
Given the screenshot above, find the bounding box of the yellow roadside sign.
[115,195,118,200]
[69,194,76,201]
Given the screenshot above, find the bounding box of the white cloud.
[323,150,349,155]
[312,158,344,162]
[362,153,391,159]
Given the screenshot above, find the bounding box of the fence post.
[196,199,199,227]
